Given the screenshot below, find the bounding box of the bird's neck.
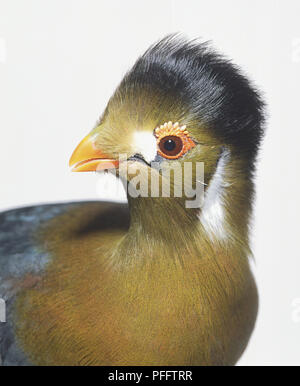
[117,152,254,262]
[128,195,198,237]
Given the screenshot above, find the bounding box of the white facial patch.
[133,131,157,164]
[199,149,230,241]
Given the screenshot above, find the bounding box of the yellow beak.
[69,134,119,172]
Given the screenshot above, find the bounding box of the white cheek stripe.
[133,131,157,163]
[199,149,230,240]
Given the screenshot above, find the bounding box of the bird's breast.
[14,204,258,366]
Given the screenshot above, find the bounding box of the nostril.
[133,153,145,162]
[128,153,148,164]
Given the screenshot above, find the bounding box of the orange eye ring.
[154,121,196,159]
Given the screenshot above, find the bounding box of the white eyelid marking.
[199,149,230,240]
[133,131,157,163]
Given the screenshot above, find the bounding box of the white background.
[1,0,300,365]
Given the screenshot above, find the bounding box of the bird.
[0,35,265,366]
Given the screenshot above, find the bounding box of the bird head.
[69,35,265,242]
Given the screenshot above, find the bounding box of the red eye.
[158,136,183,158]
[155,122,196,160]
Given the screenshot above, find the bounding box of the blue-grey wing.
[0,202,79,366]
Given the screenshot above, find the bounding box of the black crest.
[121,34,265,164]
